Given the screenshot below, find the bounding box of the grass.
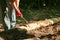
[17,7,60,23]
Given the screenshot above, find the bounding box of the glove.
[16,10,23,18]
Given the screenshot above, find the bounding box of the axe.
[16,10,29,24]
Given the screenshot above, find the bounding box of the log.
[15,17,60,37]
[16,17,60,30]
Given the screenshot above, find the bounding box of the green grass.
[20,8,60,20]
[17,7,60,23]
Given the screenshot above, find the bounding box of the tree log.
[16,17,60,30]
[15,17,60,37]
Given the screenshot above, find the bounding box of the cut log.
[16,17,60,30]
[15,17,60,37]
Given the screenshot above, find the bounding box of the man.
[2,0,23,30]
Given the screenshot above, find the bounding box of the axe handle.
[22,17,28,23]
[22,17,30,27]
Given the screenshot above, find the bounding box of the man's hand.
[16,10,23,18]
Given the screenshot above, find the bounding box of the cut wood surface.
[16,17,60,30]
[15,17,60,37]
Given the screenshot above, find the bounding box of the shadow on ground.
[0,28,35,40]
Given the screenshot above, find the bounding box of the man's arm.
[10,0,23,17]
[15,0,20,8]
[10,0,19,11]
